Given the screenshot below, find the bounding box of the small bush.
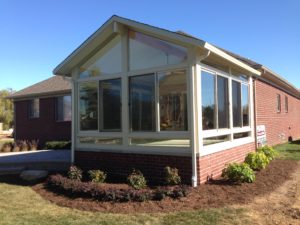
[222,163,255,183]
[127,169,147,190]
[29,140,39,150]
[68,166,82,181]
[257,145,277,161]
[12,141,21,152]
[19,140,29,151]
[45,141,71,150]
[88,170,106,183]
[164,166,181,185]
[245,152,269,170]
[47,174,190,202]
[1,142,13,152]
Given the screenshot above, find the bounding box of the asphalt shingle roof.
[9,75,71,99]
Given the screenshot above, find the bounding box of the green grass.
[274,139,300,160]
[0,182,250,225]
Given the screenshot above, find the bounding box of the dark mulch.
[2,159,298,214]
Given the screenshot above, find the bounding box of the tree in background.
[0,89,14,130]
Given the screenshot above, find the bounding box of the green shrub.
[222,163,255,183]
[1,142,13,152]
[45,141,71,150]
[68,165,82,181]
[127,169,147,190]
[245,152,269,170]
[88,170,106,183]
[257,145,277,161]
[164,166,181,185]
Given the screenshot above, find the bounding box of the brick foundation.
[197,142,256,184]
[75,151,192,184]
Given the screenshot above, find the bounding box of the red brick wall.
[15,97,71,147]
[75,151,192,184]
[198,142,256,184]
[255,79,300,146]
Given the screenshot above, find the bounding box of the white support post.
[71,69,78,164]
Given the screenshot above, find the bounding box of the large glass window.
[217,76,229,128]
[29,98,39,118]
[79,82,98,130]
[201,71,215,130]
[79,35,122,78]
[158,70,187,131]
[56,95,71,121]
[129,74,156,131]
[201,71,229,130]
[242,85,249,126]
[232,80,242,127]
[129,30,187,71]
[99,79,121,131]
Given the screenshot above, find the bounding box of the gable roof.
[9,75,71,100]
[53,15,260,76]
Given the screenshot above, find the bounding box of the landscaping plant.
[20,140,29,151]
[222,163,255,183]
[257,145,277,161]
[164,166,181,185]
[1,142,13,152]
[88,170,107,183]
[127,169,147,190]
[245,152,269,170]
[45,141,71,150]
[68,165,83,181]
[29,140,39,150]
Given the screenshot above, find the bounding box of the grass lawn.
[0,182,249,225]
[274,139,300,160]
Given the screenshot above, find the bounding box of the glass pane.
[63,96,72,121]
[277,94,281,112]
[217,76,229,129]
[79,82,98,130]
[203,135,230,146]
[233,132,250,139]
[99,79,121,131]
[158,70,187,131]
[129,30,187,71]
[242,85,249,126]
[57,96,71,121]
[202,71,215,130]
[130,138,190,147]
[56,97,64,121]
[30,98,39,118]
[129,74,155,131]
[79,35,122,78]
[232,80,242,127]
[79,137,122,145]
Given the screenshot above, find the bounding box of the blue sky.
[0,0,299,91]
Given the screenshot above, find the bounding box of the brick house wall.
[255,79,300,146]
[15,97,71,147]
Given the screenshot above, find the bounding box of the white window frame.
[199,63,254,156]
[73,29,192,155]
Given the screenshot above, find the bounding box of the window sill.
[199,136,255,157]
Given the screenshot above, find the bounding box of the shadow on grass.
[291,140,300,145]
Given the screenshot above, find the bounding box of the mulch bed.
[3,159,298,213]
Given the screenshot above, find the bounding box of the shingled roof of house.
[9,75,71,100]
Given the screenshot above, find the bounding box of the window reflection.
[99,79,121,131]
[129,30,187,71]
[217,76,229,128]
[201,71,215,130]
[79,82,98,130]
[79,35,122,78]
[158,70,187,131]
[232,80,242,127]
[242,84,249,126]
[129,74,155,131]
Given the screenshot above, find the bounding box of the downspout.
[191,50,210,187]
[253,76,258,148]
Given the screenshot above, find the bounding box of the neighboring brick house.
[9,76,72,147]
[52,15,299,186]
